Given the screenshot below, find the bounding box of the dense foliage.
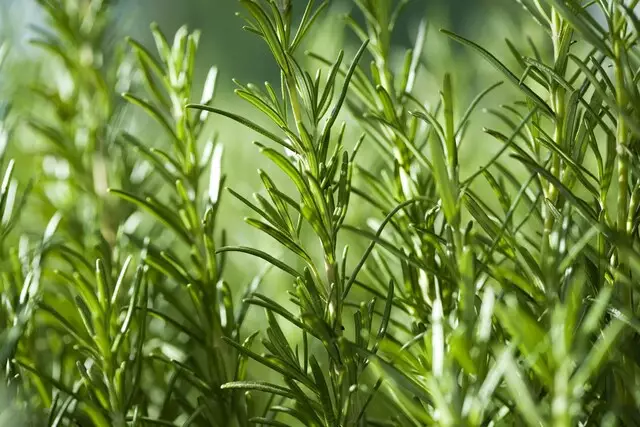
[2,0,640,426]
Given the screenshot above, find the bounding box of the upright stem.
[541,10,566,274]
[614,11,629,234]
[613,5,630,307]
[326,255,342,335]
[547,13,570,427]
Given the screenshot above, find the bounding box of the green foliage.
[3,0,640,426]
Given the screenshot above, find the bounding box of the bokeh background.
[0,0,545,419]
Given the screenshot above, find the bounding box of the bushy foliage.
[2,0,640,426]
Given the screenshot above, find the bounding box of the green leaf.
[236,89,287,128]
[16,359,104,418]
[260,169,296,234]
[496,346,547,427]
[150,22,172,64]
[95,259,110,309]
[343,198,432,298]
[494,297,553,388]
[216,246,300,278]
[221,381,296,399]
[39,302,96,357]
[245,218,311,264]
[570,318,625,394]
[223,337,314,389]
[128,37,171,108]
[511,154,598,223]
[441,29,554,117]
[186,104,294,151]
[240,1,290,73]
[246,293,311,335]
[109,189,192,244]
[321,40,370,140]
[542,0,611,56]
[122,93,177,141]
[402,18,427,94]
[118,132,177,184]
[259,147,313,208]
[428,123,458,225]
[371,280,394,354]
[309,356,335,424]
[569,54,640,137]
[456,81,504,138]
[291,1,329,52]
[317,50,344,117]
[112,265,146,353]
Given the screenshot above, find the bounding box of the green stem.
[326,256,342,335]
[614,35,629,235]
[627,182,640,235]
[613,6,630,308]
[541,10,566,274]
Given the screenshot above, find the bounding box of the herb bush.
[1,0,640,426]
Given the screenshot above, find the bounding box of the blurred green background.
[0,1,544,415]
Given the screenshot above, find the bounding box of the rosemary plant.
[2,0,640,426]
[112,22,265,426]
[5,1,153,426]
[188,1,390,425]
